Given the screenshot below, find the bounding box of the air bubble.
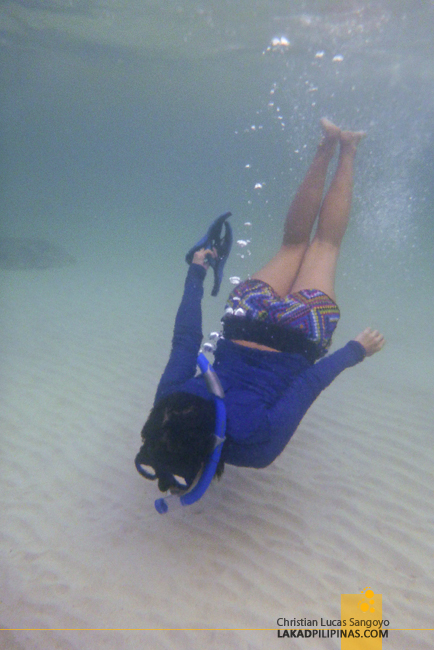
[264,36,291,53]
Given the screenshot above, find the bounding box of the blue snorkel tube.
[154,353,226,514]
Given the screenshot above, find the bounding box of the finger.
[374,336,385,350]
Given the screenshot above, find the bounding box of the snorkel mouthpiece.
[155,497,169,514]
[152,353,226,514]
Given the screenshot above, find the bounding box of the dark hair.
[136,392,225,492]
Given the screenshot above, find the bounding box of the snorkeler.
[135,118,385,505]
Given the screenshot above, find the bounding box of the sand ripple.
[1,276,433,650]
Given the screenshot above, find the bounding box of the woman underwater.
[135,118,385,499]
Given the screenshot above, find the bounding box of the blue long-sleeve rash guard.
[155,263,366,469]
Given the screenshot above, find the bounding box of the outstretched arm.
[261,332,385,465]
[155,249,216,401]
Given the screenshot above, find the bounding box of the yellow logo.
[341,590,384,648]
[358,588,376,614]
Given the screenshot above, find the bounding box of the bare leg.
[291,129,365,301]
[252,119,340,297]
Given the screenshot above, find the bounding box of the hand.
[192,247,217,269]
[354,327,385,357]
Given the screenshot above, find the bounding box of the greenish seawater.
[1,0,433,387]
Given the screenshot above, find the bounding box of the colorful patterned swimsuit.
[222,280,340,362]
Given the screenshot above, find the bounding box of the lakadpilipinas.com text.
[276,617,389,639]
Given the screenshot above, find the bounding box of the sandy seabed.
[1,264,433,650]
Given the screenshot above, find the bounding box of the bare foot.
[320,117,341,141]
[340,129,366,151]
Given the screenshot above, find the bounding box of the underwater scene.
[0,1,433,648]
